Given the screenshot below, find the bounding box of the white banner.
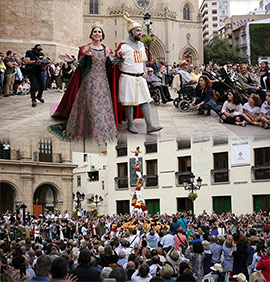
[231,137,250,166]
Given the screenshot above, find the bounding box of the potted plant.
[188,192,198,201]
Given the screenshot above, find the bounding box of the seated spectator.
[16,79,29,95]
[51,79,57,89]
[219,90,246,126]
[238,64,266,102]
[257,61,269,90]
[242,93,262,126]
[146,68,173,104]
[190,66,201,81]
[259,91,270,129]
[191,75,220,115]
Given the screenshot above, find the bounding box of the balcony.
[33,152,63,163]
[114,176,129,189]
[144,175,158,187]
[0,149,20,161]
[175,171,191,185]
[211,169,230,184]
[251,166,270,181]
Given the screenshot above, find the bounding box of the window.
[115,31,117,37]
[253,195,270,212]
[145,142,157,153]
[88,171,99,181]
[213,196,231,214]
[146,159,158,187]
[83,154,87,162]
[252,147,270,180]
[145,199,160,215]
[116,163,128,188]
[183,4,190,21]
[89,0,98,14]
[212,17,218,21]
[212,2,217,6]
[39,138,52,162]
[177,198,193,213]
[212,10,217,14]
[213,24,218,28]
[116,144,127,157]
[116,200,130,215]
[176,156,191,185]
[77,176,81,187]
[213,137,228,145]
[211,152,229,183]
[177,139,191,150]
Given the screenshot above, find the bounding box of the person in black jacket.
[70,249,101,281]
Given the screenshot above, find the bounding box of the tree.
[204,36,246,65]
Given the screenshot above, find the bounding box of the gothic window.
[183,4,191,21]
[89,0,98,14]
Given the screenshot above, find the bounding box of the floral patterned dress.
[65,48,117,142]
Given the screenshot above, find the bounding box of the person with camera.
[24,44,46,107]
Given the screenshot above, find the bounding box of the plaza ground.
[0,89,269,145]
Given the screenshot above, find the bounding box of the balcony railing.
[114,176,129,189]
[251,165,270,181]
[33,152,63,163]
[211,169,229,183]
[144,175,158,187]
[0,149,20,161]
[175,171,191,185]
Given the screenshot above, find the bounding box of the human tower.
[131,147,148,215]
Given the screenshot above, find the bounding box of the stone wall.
[0,0,83,60]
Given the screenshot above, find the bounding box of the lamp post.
[144,13,152,62]
[183,172,202,215]
[73,191,85,210]
[90,194,103,208]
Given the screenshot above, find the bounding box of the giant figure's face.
[134,27,143,41]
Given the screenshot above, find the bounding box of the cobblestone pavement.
[0,89,269,143]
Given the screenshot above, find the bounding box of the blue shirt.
[25,277,49,282]
[210,243,222,263]
[178,218,187,231]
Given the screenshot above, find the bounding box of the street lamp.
[144,13,152,62]
[89,194,103,208]
[183,172,202,215]
[73,191,85,209]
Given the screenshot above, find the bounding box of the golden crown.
[91,21,103,30]
[123,12,142,32]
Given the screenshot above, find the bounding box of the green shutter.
[224,197,231,212]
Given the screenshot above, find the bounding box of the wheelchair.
[173,73,196,112]
[147,82,161,106]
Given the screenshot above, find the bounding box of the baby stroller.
[173,72,196,112]
[147,82,161,106]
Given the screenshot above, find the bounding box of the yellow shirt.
[0,61,6,73]
[191,72,201,81]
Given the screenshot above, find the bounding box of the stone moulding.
[108,6,176,19]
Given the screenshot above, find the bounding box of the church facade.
[1,0,203,65]
[83,0,203,65]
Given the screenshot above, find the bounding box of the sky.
[198,0,261,15]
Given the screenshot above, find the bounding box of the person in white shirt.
[160,230,175,253]
[131,264,152,282]
[242,94,262,126]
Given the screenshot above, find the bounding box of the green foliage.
[188,192,198,200]
[250,24,270,65]
[204,36,246,65]
[141,34,156,45]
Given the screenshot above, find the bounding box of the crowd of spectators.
[0,208,269,282]
[0,50,74,98]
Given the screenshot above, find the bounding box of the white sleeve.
[233,103,243,116]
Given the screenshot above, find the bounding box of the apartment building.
[107,136,269,216]
[200,0,230,44]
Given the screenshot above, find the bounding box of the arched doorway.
[33,184,60,214]
[144,37,166,63]
[0,182,16,214]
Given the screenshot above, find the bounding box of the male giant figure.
[114,12,163,134]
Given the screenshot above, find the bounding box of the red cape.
[112,42,143,129]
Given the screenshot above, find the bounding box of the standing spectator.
[25,255,51,282]
[256,247,270,282]
[257,61,269,90]
[3,50,17,96]
[160,230,175,254]
[2,141,11,159]
[0,52,6,93]
[174,227,187,252]
[170,217,180,236]
[131,264,152,282]
[209,235,222,265]
[61,62,73,92]
[24,44,45,107]
[222,237,234,272]
[146,229,159,250]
